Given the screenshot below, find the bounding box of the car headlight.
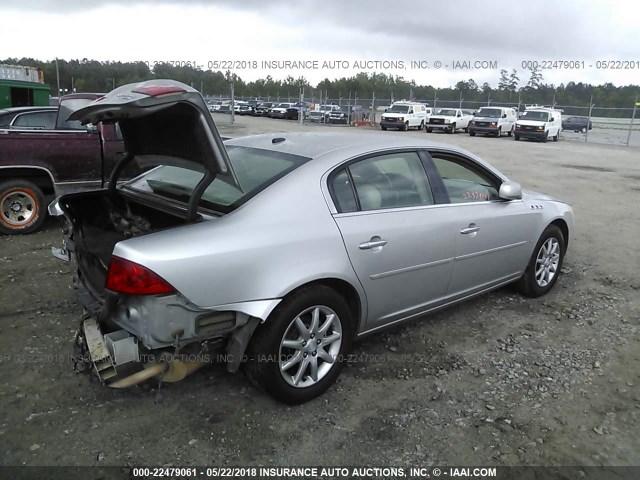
[469,121,475,125]
[490,122,497,127]
[537,126,544,131]
[398,117,404,122]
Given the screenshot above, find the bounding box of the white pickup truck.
[426,108,475,134]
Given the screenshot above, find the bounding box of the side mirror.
[384,108,388,112]
[499,181,522,200]
[502,113,507,118]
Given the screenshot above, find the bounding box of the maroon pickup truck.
[0,93,125,234]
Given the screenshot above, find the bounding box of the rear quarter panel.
[113,161,364,313]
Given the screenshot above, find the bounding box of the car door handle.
[359,239,387,250]
[460,224,480,235]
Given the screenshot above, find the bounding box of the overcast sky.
[1,0,638,89]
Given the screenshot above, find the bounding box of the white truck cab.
[380,100,429,131]
[468,106,518,137]
[514,105,563,142]
[426,108,474,134]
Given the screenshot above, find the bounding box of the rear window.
[125,145,310,213]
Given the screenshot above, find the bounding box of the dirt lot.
[1,115,639,470]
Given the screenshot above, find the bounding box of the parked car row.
[208,100,367,123]
[380,103,567,143]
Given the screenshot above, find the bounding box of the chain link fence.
[205,92,640,148]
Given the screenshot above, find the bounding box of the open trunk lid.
[69,79,240,190]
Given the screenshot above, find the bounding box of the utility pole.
[626,96,637,147]
[55,58,60,97]
[230,82,235,125]
[585,95,594,143]
[299,87,304,125]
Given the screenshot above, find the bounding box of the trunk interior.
[60,190,190,299]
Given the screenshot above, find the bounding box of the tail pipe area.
[78,318,207,388]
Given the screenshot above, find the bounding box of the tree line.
[3,58,638,115]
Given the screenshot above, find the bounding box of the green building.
[0,79,51,109]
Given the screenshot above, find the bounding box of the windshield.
[521,111,550,121]
[388,105,410,113]
[476,108,502,118]
[437,109,458,116]
[125,145,310,213]
[277,103,291,108]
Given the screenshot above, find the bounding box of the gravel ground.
[0,115,638,469]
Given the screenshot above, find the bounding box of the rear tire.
[417,121,424,131]
[243,285,353,404]
[0,180,47,235]
[516,224,565,298]
[507,126,513,137]
[553,131,559,142]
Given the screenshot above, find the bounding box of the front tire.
[469,131,476,137]
[244,286,353,404]
[495,127,502,138]
[516,224,565,298]
[449,123,456,134]
[0,180,46,235]
[514,135,520,141]
[381,126,387,131]
[426,128,432,133]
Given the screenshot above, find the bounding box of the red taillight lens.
[105,256,175,295]
[132,85,186,97]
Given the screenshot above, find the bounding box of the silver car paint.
[110,133,572,341]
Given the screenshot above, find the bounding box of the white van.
[514,105,563,142]
[380,100,429,131]
[468,106,518,137]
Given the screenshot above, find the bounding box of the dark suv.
[562,116,593,133]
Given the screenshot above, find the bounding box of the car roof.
[226,132,474,160]
[226,133,508,183]
[0,106,57,115]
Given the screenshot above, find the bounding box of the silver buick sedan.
[51,80,573,404]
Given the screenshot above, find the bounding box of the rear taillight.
[132,85,186,97]
[105,256,175,295]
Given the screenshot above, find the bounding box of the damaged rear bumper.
[75,309,262,388]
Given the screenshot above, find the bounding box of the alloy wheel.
[535,238,560,287]
[278,305,343,388]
